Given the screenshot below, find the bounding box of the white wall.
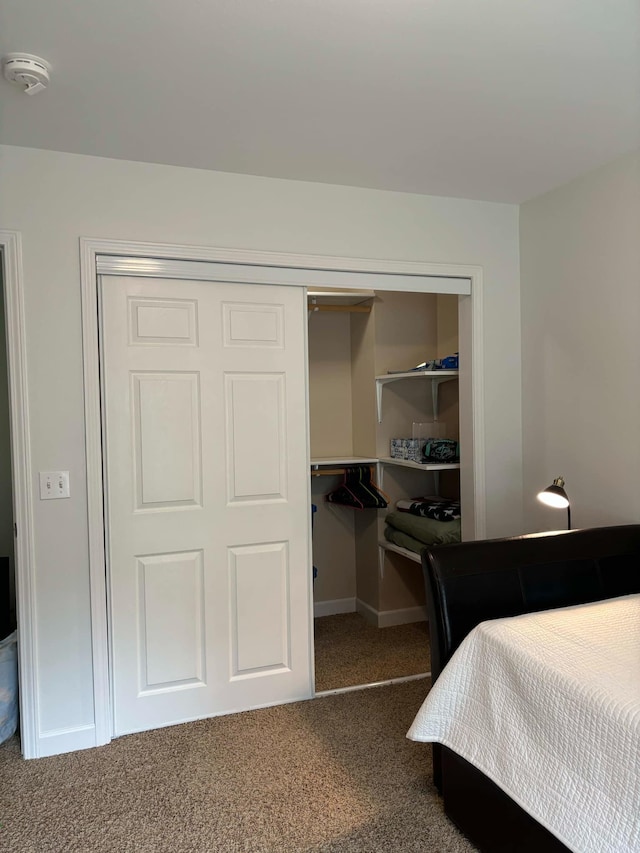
[0,144,522,753]
[520,150,640,531]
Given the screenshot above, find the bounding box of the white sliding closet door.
[100,275,311,736]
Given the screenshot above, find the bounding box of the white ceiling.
[1,0,638,203]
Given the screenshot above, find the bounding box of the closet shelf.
[310,457,459,472]
[311,456,378,467]
[308,290,375,306]
[378,540,422,565]
[375,369,459,383]
[307,290,374,315]
[375,369,458,423]
[378,457,460,472]
[310,456,378,476]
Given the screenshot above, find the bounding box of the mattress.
[407,594,640,853]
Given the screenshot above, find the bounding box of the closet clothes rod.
[310,465,376,477]
[307,304,371,313]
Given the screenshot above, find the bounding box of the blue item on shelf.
[441,353,459,369]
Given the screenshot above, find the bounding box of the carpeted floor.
[0,679,476,853]
[314,613,430,692]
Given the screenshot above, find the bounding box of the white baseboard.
[378,605,428,628]
[356,598,427,628]
[35,724,97,758]
[314,597,356,618]
[355,598,379,625]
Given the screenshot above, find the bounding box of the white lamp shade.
[537,490,569,508]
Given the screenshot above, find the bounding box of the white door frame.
[0,231,38,758]
[80,236,485,747]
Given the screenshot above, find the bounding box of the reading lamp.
[537,476,571,530]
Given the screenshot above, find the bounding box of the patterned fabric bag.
[423,438,459,462]
[396,496,461,521]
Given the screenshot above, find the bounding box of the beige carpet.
[314,613,430,692]
[0,680,476,853]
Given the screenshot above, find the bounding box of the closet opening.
[0,261,15,640]
[0,248,19,749]
[308,287,460,693]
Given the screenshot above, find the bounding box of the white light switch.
[39,471,70,500]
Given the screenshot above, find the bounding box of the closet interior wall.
[309,306,358,612]
[308,289,459,625]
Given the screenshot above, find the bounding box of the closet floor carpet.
[314,613,430,692]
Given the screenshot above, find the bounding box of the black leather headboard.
[421,525,640,792]
[422,525,640,681]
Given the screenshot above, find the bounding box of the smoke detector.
[3,53,51,95]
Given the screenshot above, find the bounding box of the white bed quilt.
[407,594,640,853]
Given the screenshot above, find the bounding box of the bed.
[407,525,640,853]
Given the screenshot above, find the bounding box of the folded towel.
[385,510,461,545]
[383,526,425,554]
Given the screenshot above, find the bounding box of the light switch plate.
[39,471,70,500]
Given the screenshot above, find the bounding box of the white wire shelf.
[378,540,422,564]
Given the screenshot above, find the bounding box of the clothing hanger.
[344,466,382,509]
[351,465,389,508]
[326,477,365,509]
[326,465,388,509]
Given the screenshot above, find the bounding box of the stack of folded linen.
[384,496,461,554]
[395,495,461,521]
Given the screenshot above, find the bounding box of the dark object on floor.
[0,557,11,639]
[421,524,640,852]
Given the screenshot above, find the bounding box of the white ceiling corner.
[0,0,638,203]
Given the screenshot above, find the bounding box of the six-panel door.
[100,276,312,736]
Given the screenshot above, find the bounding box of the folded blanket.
[385,510,461,545]
[396,496,461,521]
[383,526,426,555]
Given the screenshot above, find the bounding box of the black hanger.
[326,465,388,509]
[326,476,365,509]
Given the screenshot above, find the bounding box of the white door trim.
[80,237,485,747]
[0,231,38,758]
